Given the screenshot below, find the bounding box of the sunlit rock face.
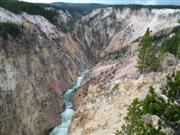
[0,5,180,135]
[72,7,179,61]
[0,8,87,135]
[68,7,180,135]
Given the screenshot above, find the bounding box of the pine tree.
[115,95,166,135]
[138,28,153,73]
[138,28,161,73]
[115,71,180,135]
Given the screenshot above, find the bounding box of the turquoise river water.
[49,70,88,135]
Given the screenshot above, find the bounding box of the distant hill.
[45,3,180,17]
[1,1,180,19]
[111,4,180,10]
[49,3,180,13]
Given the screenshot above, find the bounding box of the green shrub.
[116,71,180,135]
[161,26,180,56]
[103,46,130,60]
[116,95,166,135]
[153,31,169,44]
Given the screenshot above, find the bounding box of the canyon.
[0,2,180,135]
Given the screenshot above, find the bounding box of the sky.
[20,0,180,5]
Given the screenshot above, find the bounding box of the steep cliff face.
[70,63,180,135]
[68,7,180,135]
[0,7,87,135]
[69,39,179,135]
[0,4,180,135]
[72,7,179,61]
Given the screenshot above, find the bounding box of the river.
[49,70,89,135]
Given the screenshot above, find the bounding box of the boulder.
[162,53,176,71]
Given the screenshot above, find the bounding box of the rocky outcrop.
[70,58,180,135]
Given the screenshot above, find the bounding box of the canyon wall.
[73,8,179,56]
[0,7,87,135]
[0,5,180,135]
[69,7,180,135]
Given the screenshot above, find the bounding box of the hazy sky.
[20,0,180,5]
